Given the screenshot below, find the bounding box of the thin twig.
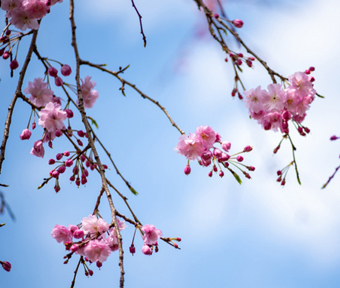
[130,0,147,47]
[80,60,185,135]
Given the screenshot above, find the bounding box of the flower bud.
[57,165,66,174]
[2,51,10,59]
[142,245,153,255]
[73,229,84,239]
[65,109,73,118]
[20,128,31,140]
[65,159,73,167]
[48,66,58,77]
[129,244,136,255]
[232,19,244,28]
[236,155,244,162]
[96,261,102,268]
[219,170,224,177]
[243,145,252,152]
[56,153,63,160]
[49,159,55,165]
[10,59,19,70]
[184,165,191,175]
[61,64,72,76]
[55,130,62,137]
[55,76,63,87]
[1,261,11,272]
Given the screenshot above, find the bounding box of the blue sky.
[1,0,340,287]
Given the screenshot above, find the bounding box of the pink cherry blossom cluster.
[0,0,62,31]
[51,215,126,275]
[48,149,108,193]
[175,126,254,180]
[139,224,163,256]
[244,70,316,135]
[51,216,166,276]
[20,75,99,160]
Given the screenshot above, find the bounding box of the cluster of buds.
[48,64,72,87]
[175,126,254,182]
[48,150,108,192]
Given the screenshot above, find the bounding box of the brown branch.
[0,29,39,175]
[130,0,147,47]
[69,1,125,286]
[80,59,185,135]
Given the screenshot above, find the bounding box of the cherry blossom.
[24,78,54,107]
[38,102,67,134]
[81,215,109,235]
[141,224,162,245]
[51,224,73,243]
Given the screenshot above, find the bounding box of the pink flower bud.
[73,166,79,174]
[73,229,84,239]
[1,261,11,272]
[69,175,75,181]
[88,270,93,276]
[77,139,83,146]
[309,66,315,72]
[236,155,244,162]
[51,170,59,178]
[221,141,231,152]
[77,130,85,137]
[83,169,89,177]
[304,127,310,134]
[184,165,191,175]
[236,59,242,66]
[65,159,73,167]
[219,170,224,177]
[208,171,213,177]
[3,51,10,59]
[142,245,153,255]
[55,76,63,86]
[129,244,136,255]
[201,150,212,161]
[48,141,53,149]
[81,177,87,185]
[65,109,73,118]
[32,122,36,130]
[96,261,102,268]
[49,159,55,165]
[103,164,108,169]
[70,244,78,252]
[213,165,218,172]
[243,145,252,152]
[48,66,58,77]
[248,166,255,171]
[64,151,70,157]
[54,185,60,193]
[10,59,19,70]
[61,64,72,76]
[57,165,66,174]
[75,178,80,186]
[214,13,219,18]
[213,148,222,158]
[305,69,311,75]
[19,128,31,140]
[55,130,62,137]
[56,153,63,160]
[80,155,86,162]
[277,170,282,176]
[330,135,339,141]
[220,153,230,162]
[232,19,244,28]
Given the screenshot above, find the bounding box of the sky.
[1,0,340,287]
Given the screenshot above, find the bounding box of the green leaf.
[228,168,242,185]
[316,92,325,99]
[87,116,99,129]
[129,186,138,196]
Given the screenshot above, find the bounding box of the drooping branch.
[130,0,147,47]
[0,29,39,175]
[69,0,125,286]
[80,59,185,135]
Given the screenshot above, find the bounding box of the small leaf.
[87,116,99,129]
[316,92,325,98]
[228,168,242,185]
[236,65,243,73]
[129,186,138,196]
[0,223,6,227]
